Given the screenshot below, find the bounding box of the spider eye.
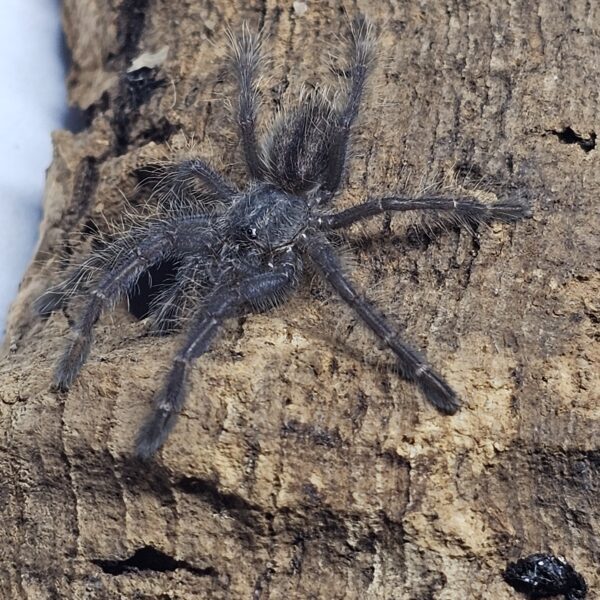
[246,227,258,239]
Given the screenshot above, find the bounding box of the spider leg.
[37,237,160,318]
[135,250,300,457]
[229,25,265,179]
[320,17,376,199]
[54,216,218,390]
[35,255,106,316]
[317,195,531,230]
[139,159,238,207]
[304,234,459,414]
[147,255,211,335]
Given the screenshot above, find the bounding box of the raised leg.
[229,26,265,179]
[135,251,300,457]
[318,195,531,230]
[320,17,376,199]
[304,235,459,414]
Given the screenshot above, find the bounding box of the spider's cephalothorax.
[229,183,310,249]
[40,18,530,457]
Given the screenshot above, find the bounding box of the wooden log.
[1,1,597,598]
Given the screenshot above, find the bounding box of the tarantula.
[40,18,529,458]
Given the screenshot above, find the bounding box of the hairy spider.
[39,18,529,458]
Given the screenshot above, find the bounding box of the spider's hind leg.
[54,229,176,390]
[305,234,460,414]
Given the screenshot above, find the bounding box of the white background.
[0,1,66,339]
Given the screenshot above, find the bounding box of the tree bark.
[1,1,598,598]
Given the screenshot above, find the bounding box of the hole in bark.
[125,67,166,110]
[81,218,100,239]
[138,118,181,145]
[57,7,89,134]
[92,545,216,576]
[115,0,150,63]
[547,126,596,152]
[72,156,99,218]
[127,259,179,320]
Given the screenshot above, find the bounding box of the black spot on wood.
[116,0,151,63]
[177,476,257,514]
[83,92,111,127]
[281,419,342,448]
[125,67,167,111]
[453,161,484,180]
[111,67,167,154]
[92,545,216,577]
[72,156,99,219]
[132,162,164,190]
[503,553,587,599]
[81,217,100,239]
[138,118,180,145]
[548,127,596,153]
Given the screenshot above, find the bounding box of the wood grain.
[0,1,598,598]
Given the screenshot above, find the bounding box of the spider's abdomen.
[229,183,309,250]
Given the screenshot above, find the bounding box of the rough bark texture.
[1,1,598,599]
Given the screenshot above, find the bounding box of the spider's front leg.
[53,216,217,390]
[318,195,531,230]
[320,17,376,199]
[229,26,265,179]
[135,250,300,458]
[303,234,459,414]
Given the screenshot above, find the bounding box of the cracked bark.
[1,1,598,598]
